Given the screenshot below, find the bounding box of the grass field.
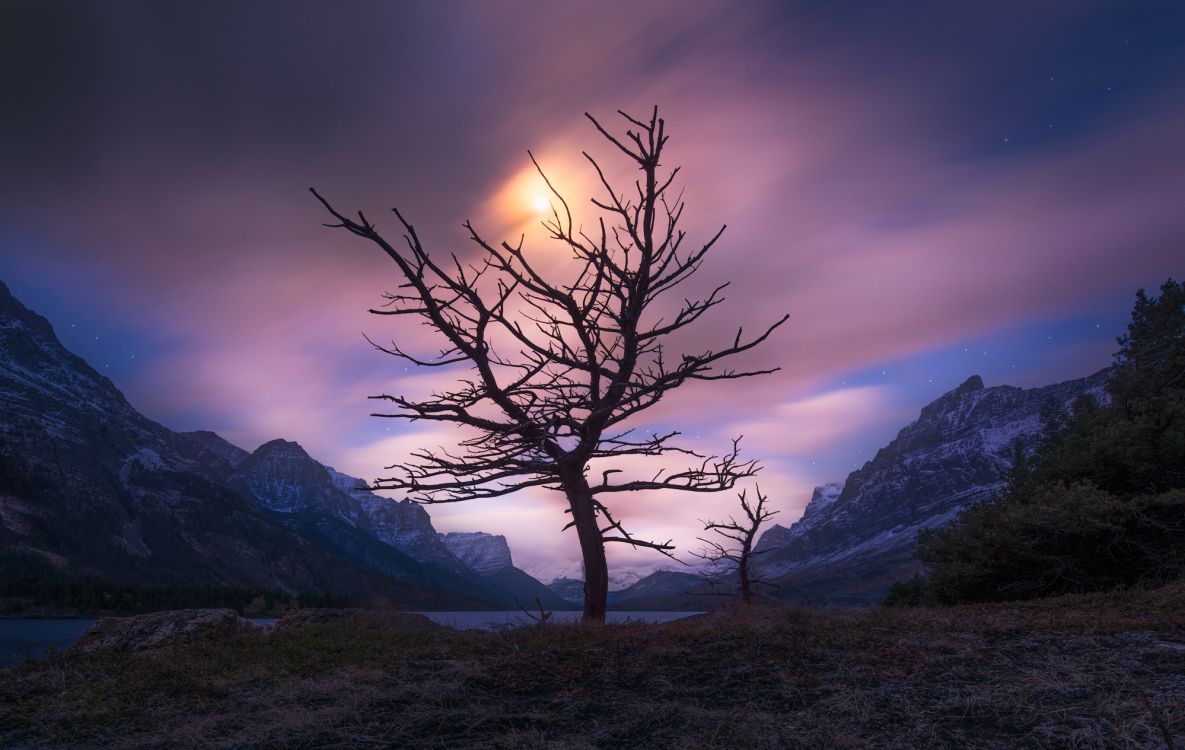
[2,584,1183,749]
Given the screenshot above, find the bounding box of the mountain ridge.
[752,368,1112,604]
[0,280,547,610]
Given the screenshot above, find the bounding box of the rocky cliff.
[754,371,1111,604]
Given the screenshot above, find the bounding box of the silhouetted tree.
[694,486,779,603]
[312,108,788,622]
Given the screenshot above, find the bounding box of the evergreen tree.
[888,279,1185,606]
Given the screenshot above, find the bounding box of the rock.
[273,607,443,633]
[70,608,261,654]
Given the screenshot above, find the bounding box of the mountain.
[227,441,476,592]
[548,569,726,611]
[753,371,1112,604]
[439,531,573,610]
[224,444,576,608]
[753,482,844,557]
[606,570,714,610]
[0,280,501,609]
[174,430,249,479]
[0,280,473,606]
[548,577,585,603]
[325,469,465,574]
[440,532,513,574]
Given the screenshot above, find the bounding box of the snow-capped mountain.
[440,532,513,574]
[437,531,572,610]
[607,570,705,606]
[223,438,571,607]
[548,577,585,602]
[173,427,576,608]
[323,466,464,572]
[0,279,545,609]
[0,280,440,602]
[232,440,361,518]
[0,283,149,440]
[753,482,844,556]
[546,568,726,611]
[753,371,1111,603]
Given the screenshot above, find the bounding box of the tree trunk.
[564,472,608,623]
[739,545,752,604]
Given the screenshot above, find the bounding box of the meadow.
[2,584,1182,748]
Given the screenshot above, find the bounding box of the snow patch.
[119,448,166,485]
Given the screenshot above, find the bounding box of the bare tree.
[695,486,779,604]
[311,107,788,623]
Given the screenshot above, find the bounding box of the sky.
[1,1,1183,583]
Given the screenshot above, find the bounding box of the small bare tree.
[311,108,787,623]
[695,486,779,604]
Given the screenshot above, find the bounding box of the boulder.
[70,608,261,654]
[273,607,444,633]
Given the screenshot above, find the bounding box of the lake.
[0,619,95,664]
[0,611,703,664]
[417,610,702,630]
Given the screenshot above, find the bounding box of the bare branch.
[692,485,780,603]
[311,108,789,622]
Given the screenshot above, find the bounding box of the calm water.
[417,610,703,630]
[0,611,702,664]
[0,619,95,664]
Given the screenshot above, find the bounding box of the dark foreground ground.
[1,585,1183,749]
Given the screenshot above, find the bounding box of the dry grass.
[1,584,1183,748]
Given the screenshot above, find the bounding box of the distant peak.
[439,531,513,573]
[253,438,307,457]
[0,278,55,339]
[808,482,844,509]
[957,374,985,393]
[918,374,988,421]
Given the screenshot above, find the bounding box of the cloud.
[724,385,901,457]
[3,1,1183,578]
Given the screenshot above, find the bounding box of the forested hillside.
[889,279,1185,605]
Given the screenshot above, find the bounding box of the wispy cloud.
[2,1,1182,577]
